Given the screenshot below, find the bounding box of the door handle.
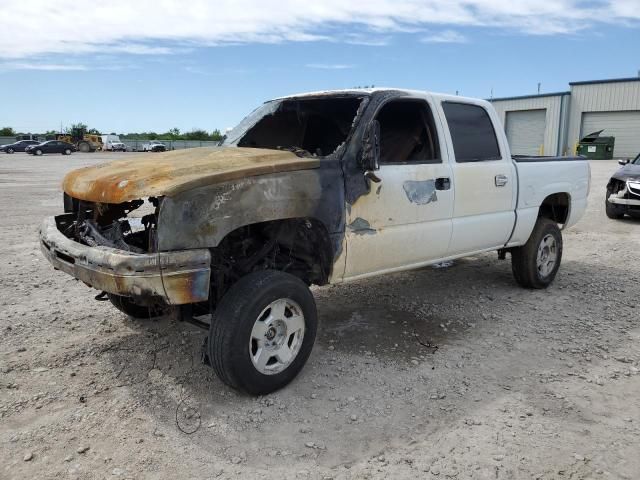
[435,177,451,190]
[495,174,508,187]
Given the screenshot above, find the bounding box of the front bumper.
[39,216,211,305]
[608,181,640,208]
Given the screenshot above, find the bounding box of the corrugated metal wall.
[491,95,564,155]
[567,80,640,155]
[581,111,640,158]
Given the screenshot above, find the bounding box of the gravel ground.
[1,152,639,480]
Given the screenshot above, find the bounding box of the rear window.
[442,102,501,162]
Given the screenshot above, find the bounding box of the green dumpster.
[577,129,615,160]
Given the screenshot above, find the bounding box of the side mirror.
[618,159,630,166]
[361,120,381,172]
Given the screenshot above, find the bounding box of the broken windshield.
[222,96,365,157]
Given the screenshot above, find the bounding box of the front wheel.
[208,270,318,395]
[605,192,625,219]
[6,148,14,154]
[511,217,563,289]
[35,149,43,156]
[63,148,72,155]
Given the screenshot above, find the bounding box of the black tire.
[6,148,14,154]
[78,142,90,153]
[63,148,72,155]
[209,270,318,395]
[511,217,563,289]
[108,294,166,319]
[35,149,43,156]
[605,191,625,219]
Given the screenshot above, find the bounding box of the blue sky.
[1,0,639,134]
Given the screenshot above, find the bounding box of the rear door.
[345,96,454,278]
[436,100,516,255]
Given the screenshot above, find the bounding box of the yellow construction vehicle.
[55,127,103,152]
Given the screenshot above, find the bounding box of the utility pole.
[537,82,541,94]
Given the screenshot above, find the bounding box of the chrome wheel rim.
[537,234,558,278]
[249,298,305,375]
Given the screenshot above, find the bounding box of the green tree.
[0,127,15,136]
[210,129,223,141]
[185,129,209,141]
[67,122,88,134]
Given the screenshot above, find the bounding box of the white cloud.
[422,30,468,43]
[306,63,355,69]
[0,1,638,60]
[0,62,88,71]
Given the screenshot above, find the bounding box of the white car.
[141,141,167,152]
[41,88,590,395]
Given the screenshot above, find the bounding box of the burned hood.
[62,147,320,203]
[612,163,640,182]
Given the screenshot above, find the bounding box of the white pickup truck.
[40,89,590,394]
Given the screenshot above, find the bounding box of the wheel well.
[208,218,333,303]
[538,193,570,225]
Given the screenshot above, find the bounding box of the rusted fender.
[62,147,320,203]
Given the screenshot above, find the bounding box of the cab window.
[442,102,501,162]
[375,99,440,164]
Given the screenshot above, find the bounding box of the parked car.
[101,134,127,152]
[1,140,40,154]
[26,140,76,156]
[40,88,589,395]
[142,141,166,152]
[605,153,640,219]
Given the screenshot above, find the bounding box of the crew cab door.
[436,101,516,255]
[344,96,454,279]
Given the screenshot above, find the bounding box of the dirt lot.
[1,152,639,479]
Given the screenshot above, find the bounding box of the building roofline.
[569,77,640,86]
[488,91,570,102]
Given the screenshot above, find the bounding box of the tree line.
[0,124,225,142]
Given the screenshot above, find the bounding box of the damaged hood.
[62,147,320,203]
[612,163,640,182]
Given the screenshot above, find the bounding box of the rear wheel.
[511,217,563,289]
[108,294,167,319]
[208,270,318,395]
[78,142,90,153]
[605,191,625,219]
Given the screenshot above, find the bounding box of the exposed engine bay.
[61,193,160,254]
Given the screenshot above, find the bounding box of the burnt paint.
[152,92,408,280]
[402,179,438,205]
[342,90,410,206]
[347,217,376,235]
[155,93,382,273]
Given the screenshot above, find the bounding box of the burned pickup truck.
[41,89,590,394]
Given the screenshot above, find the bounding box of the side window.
[375,100,440,164]
[442,102,501,162]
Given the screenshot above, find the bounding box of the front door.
[344,97,454,279]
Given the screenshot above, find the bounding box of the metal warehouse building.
[490,76,640,158]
